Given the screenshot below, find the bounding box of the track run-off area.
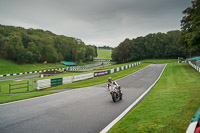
[0,64,166,133]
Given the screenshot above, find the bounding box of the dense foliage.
[0,25,97,64]
[180,0,200,57]
[112,30,184,63]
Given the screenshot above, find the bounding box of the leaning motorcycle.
[109,86,122,102]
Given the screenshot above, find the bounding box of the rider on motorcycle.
[107,77,121,93]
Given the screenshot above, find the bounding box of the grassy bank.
[97,49,112,59]
[0,59,98,75]
[0,63,149,104]
[142,59,177,63]
[0,59,65,75]
[109,63,200,133]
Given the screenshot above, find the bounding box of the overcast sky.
[0,0,191,47]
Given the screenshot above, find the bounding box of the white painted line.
[100,64,167,133]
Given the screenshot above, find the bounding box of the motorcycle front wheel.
[112,92,117,102]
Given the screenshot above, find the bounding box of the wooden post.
[9,84,11,94]
[27,81,29,92]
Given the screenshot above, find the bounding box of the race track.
[0,64,166,133]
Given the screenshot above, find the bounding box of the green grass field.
[0,59,98,75]
[142,59,177,64]
[0,59,65,75]
[109,62,200,133]
[97,49,112,60]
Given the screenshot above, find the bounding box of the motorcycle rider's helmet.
[108,77,112,83]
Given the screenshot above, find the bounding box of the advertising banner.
[72,73,94,82]
[94,71,107,77]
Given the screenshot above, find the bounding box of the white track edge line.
[0,63,148,106]
[100,64,167,133]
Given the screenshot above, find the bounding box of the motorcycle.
[108,85,122,102]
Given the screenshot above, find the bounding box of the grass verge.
[108,63,200,133]
[0,59,98,75]
[0,59,65,75]
[142,59,177,64]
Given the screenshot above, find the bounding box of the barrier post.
[27,81,29,92]
[9,84,11,94]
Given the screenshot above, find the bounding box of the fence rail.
[9,81,29,93]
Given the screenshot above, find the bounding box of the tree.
[0,24,97,64]
[0,35,9,58]
[85,45,95,60]
[180,0,200,57]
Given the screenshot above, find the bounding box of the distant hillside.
[0,24,97,64]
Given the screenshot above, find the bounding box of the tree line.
[98,46,113,50]
[0,25,97,64]
[112,0,200,63]
[112,30,184,63]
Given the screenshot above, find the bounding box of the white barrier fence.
[188,61,200,73]
[63,76,72,84]
[37,79,51,90]
[72,73,94,82]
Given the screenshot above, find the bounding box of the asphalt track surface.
[0,64,165,133]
